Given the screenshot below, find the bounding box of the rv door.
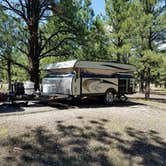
[72,70,81,96]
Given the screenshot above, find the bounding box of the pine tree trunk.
[139,80,144,93]
[155,83,157,88]
[28,31,40,91]
[117,37,123,63]
[28,58,40,91]
[28,30,40,90]
[145,68,151,100]
[27,0,40,91]
[122,54,127,64]
[117,52,121,63]
[7,60,12,91]
[139,71,144,93]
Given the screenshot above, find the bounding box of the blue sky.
[92,0,105,15]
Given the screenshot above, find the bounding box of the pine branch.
[1,55,29,72]
[16,47,28,55]
[40,27,73,52]
[40,37,76,59]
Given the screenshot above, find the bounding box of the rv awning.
[75,61,136,72]
[44,60,136,73]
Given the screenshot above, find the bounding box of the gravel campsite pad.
[0,95,166,166]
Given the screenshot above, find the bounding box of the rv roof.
[44,60,77,70]
[44,60,136,72]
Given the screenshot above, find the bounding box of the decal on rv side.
[82,79,118,92]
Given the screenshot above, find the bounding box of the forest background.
[0,0,165,99]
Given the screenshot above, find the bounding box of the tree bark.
[117,52,121,63]
[144,27,152,99]
[28,30,40,90]
[122,56,127,64]
[27,46,40,90]
[27,0,40,90]
[7,60,12,91]
[116,37,123,63]
[145,68,151,100]
[139,71,144,93]
[28,57,40,91]
[154,82,157,88]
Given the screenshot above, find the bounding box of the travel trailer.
[41,60,136,104]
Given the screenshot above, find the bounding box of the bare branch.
[19,0,26,15]
[110,39,118,47]
[2,0,27,22]
[40,37,75,59]
[16,47,28,55]
[1,55,29,72]
[39,0,50,19]
[40,28,73,52]
[40,51,72,59]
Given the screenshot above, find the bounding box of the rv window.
[80,73,112,78]
[112,74,134,78]
[45,72,75,78]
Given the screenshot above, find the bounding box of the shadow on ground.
[0,104,25,114]
[0,98,145,115]
[0,118,165,166]
[41,98,146,110]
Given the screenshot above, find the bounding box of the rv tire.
[72,97,81,104]
[104,89,115,105]
[119,95,128,102]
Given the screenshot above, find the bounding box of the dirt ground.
[0,93,166,166]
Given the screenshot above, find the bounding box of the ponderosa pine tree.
[0,10,17,90]
[0,0,94,90]
[105,0,136,63]
[135,0,166,99]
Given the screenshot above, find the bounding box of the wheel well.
[106,88,117,94]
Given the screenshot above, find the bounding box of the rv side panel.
[81,78,118,95]
[42,74,73,96]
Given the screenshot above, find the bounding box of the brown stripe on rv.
[83,79,118,92]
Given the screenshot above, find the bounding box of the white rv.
[41,60,136,104]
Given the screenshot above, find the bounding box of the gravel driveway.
[0,95,166,166]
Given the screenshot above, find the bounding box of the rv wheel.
[119,95,128,102]
[105,90,114,105]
